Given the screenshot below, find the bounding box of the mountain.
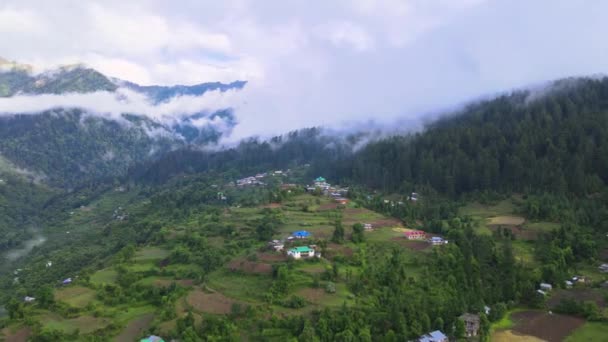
[130,77,608,198]
[0,59,245,187]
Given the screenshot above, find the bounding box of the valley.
[1,59,608,341]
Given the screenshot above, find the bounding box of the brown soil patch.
[390,238,430,251]
[115,314,155,342]
[511,311,584,342]
[297,288,330,304]
[263,203,282,209]
[492,330,546,342]
[547,289,607,309]
[324,243,354,259]
[599,248,608,261]
[186,290,238,314]
[368,218,402,228]
[489,216,526,225]
[2,327,32,342]
[488,225,538,240]
[318,203,338,211]
[153,278,195,288]
[227,259,273,275]
[257,252,286,263]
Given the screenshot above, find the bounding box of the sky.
[1,0,608,140]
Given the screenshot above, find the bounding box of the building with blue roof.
[292,230,311,239]
[418,330,448,342]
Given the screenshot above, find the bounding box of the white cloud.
[1,0,608,142]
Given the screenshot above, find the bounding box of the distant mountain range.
[0,58,245,187]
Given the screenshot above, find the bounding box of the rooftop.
[290,246,312,253]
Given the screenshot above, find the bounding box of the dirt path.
[115,314,155,342]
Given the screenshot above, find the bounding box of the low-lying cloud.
[0,87,243,138]
[2,1,608,144]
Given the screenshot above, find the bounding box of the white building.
[287,246,315,259]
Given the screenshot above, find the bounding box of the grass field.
[460,199,516,218]
[90,268,118,285]
[565,322,608,341]
[206,270,272,303]
[492,330,545,342]
[41,313,110,334]
[54,286,97,308]
[134,246,170,262]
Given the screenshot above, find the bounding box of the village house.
[62,278,72,285]
[23,296,35,303]
[405,230,426,240]
[418,330,448,342]
[565,280,574,288]
[539,282,552,291]
[430,236,448,245]
[599,263,608,272]
[459,313,480,337]
[287,246,316,259]
[292,230,311,239]
[364,223,373,230]
[313,176,330,190]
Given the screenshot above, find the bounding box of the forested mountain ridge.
[345,77,608,195]
[128,77,608,198]
[0,60,245,187]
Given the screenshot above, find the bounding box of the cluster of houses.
[404,230,448,246]
[417,310,487,341]
[306,177,350,204]
[267,230,320,260]
[112,206,128,221]
[234,170,290,187]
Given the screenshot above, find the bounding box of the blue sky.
[1,0,608,139]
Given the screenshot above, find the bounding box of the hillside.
[345,78,608,195]
[0,61,245,187]
[1,77,608,341]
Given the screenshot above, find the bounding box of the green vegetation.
[566,322,608,341]
[3,76,608,340]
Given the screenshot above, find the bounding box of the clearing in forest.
[1,327,32,342]
[90,268,118,285]
[42,314,110,334]
[492,330,546,342]
[115,313,155,342]
[510,310,585,342]
[186,289,241,314]
[488,215,526,226]
[54,286,96,308]
[134,246,170,261]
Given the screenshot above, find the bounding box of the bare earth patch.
[488,225,538,240]
[297,288,331,304]
[488,215,526,225]
[115,314,155,342]
[368,218,402,228]
[263,203,282,209]
[2,327,32,342]
[153,278,195,288]
[227,259,273,275]
[492,330,546,342]
[511,311,584,342]
[186,290,239,314]
[257,252,286,263]
[318,203,338,211]
[325,243,354,259]
[389,238,430,251]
